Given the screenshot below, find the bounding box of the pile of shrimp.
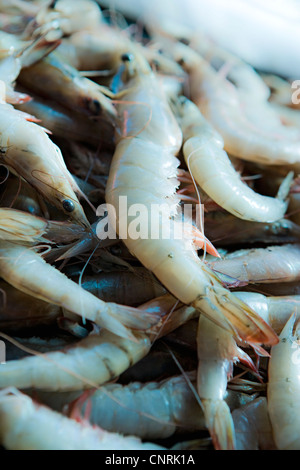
[1,0,300,451]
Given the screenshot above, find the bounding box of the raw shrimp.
[78,268,166,306]
[0,390,165,450]
[0,84,90,227]
[151,26,270,102]
[175,96,289,223]
[0,298,197,391]
[267,315,300,449]
[233,292,300,335]
[0,280,60,331]
[67,373,205,439]
[208,244,300,287]
[232,397,276,450]
[0,207,85,244]
[196,315,256,450]
[0,241,159,341]
[204,211,300,247]
[15,90,114,147]
[62,373,255,440]
[105,52,278,346]
[166,40,300,165]
[0,330,151,391]
[18,53,117,120]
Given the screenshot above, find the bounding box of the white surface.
[98,0,300,78]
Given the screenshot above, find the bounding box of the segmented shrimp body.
[209,244,300,287]
[0,297,197,391]
[167,41,300,165]
[232,397,276,450]
[176,97,289,223]
[197,315,256,450]
[18,53,116,120]
[268,315,300,449]
[105,54,277,346]
[0,390,165,450]
[66,373,205,440]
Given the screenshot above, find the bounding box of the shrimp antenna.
[77,242,100,325]
[162,341,205,414]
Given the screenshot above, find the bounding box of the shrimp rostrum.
[105,52,278,347]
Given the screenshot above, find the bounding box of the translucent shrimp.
[0,280,60,331]
[78,268,166,307]
[267,315,300,449]
[0,390,165,450]
[18,53,116,120]
[0,298,197,391]
[175,96,289,223]
[204,211,300,247]
[196,315,256,450]
[233,292,300,335]
[208,244,300,287]
[0,330,151,391]
[56,26,185,76]
[0,241,159,341]
[105,52,278,347]
[0,84,90,227]
[15,90,114,147]
[60,373,255,440]
[166,40,300,165]
[232,397,276,450]
[66,373,205,440]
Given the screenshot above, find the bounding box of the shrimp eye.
[62,199,75,212]
[121,53,134,62]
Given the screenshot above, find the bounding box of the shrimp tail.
[195,271,279,346]
[106,303,161,332]
[202,399,236,450]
